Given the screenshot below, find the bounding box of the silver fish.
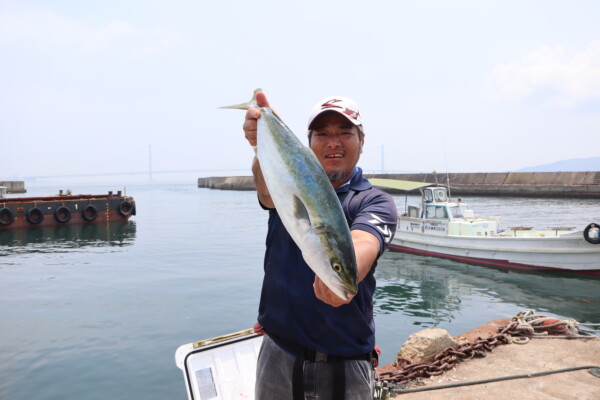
[222,89,358,300]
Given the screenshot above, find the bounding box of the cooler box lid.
[175,329,263,400]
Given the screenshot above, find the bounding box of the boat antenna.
[442,134,451,200]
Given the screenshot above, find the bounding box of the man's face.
[309,112,364,188]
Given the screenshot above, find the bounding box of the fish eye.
[332,263,342,273]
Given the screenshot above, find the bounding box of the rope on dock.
[516,310,600,335]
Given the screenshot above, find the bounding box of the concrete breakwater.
[198,171,600,198]
[198,176,257,191]
[368,171,600,198]
[0,181,26,194]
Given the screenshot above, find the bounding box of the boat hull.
[390,229,600,276]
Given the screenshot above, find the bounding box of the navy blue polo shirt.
[257,167,398,357]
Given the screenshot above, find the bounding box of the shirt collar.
[339,167,359,188]
[335,167,372,193]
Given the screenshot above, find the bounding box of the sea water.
[1,182,599,400]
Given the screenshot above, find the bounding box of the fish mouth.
[329,277,357,300]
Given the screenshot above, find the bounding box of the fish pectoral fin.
[293,195,311,226]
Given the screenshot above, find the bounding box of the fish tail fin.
[219,88,262,110]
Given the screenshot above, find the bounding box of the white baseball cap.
[307,95,363,130]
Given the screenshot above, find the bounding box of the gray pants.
[255,334,374,400]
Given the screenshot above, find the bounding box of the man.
[243,91,397,399]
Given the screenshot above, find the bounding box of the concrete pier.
[379,319,600,400]
[198,172,600,198]
[0,181,26,194]
[369,171,600,198]
[197,176,256,191]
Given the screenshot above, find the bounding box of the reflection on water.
[375,253,464,327]
[0,221,136,254]
[375,251,600,326]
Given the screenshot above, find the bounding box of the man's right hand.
[243,91,270,147]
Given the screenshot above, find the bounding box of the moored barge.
[0,190,136,229]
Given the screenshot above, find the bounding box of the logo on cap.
[321,99,360,122]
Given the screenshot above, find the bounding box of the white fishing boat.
[175,329,263,400]
[371,180,600,276]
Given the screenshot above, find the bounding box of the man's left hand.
[313,276,355,307]
[313,230,380,307]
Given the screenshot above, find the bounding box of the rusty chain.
[377,321,520,384]
[377,310,598,386]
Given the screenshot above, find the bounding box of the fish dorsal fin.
[293,195,311,225]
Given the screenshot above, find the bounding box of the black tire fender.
[26,207,44,224]
[583,223,600,244]
[0,208,14,226]
[82,205,98,222]
[54,206,72,223]
[118,201,133,217]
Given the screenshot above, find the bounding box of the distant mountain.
[516,156,600,172]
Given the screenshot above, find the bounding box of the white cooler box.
[175,329,263,400]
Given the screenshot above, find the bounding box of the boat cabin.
[420,187,468,220]
[400,186,499,237]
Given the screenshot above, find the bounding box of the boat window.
[437,207,448,219]
[433,189,447,202]
[408,205,420,217]
[449,206,463,218]
[423,189,433,202]
[425,205,448,219]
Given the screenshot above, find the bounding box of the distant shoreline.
[197,171,600,199]
[0,181,26,194]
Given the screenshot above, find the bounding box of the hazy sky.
[1,1,599,183]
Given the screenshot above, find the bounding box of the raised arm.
[243,91,274,209]
[313,229,380,307]
[314,191,398,307]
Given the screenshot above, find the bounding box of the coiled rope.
[516,310,600,336]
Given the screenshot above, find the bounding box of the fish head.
[327,252,358,300]
[302,225,358,301]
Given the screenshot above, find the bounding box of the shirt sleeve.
[349,189,398,255]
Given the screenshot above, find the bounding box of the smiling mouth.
[325,153,343,159]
